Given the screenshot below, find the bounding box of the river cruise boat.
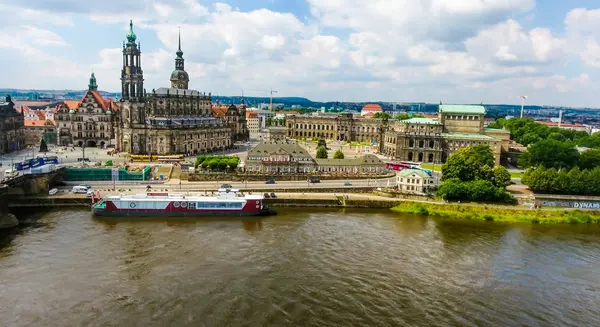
[92,188,276,217]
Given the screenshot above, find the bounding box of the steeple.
[121,19,144,101]
[126,19,137,45]
[88,72,98,91]
[170,27,189,89]
[176,27,183,58]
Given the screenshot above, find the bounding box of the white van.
[72,185,89,194]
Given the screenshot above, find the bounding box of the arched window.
[428,153,434,163]
[418,152,424,162]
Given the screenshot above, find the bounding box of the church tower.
[121,20,144,101]
[170,29,189,89]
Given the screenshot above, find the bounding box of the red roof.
[362,112,375,118]
[25,120,55,127]
[211,105,228,117]
[362,104,382,112]
[246,111,258,118]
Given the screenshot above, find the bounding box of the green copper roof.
[126,20,137,44]
[399,168,431,178]
[439,105,486,115]
[88,72,97,91]
[442,133,495,141]
[399,117,441,125]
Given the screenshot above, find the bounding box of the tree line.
[522,166,600,195]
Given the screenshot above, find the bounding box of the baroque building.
[115,21,247,155]
[0,95,25,152]
[286,105,510,165]
[55,73,117,147]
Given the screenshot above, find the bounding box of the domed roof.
[69,109,75,114]
[105,110,112,115]
[362,104,382,112]
[170,69,189,80]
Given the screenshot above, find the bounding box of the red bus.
[386,162,412,171]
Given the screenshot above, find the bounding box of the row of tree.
[316,146,345,159]
[194,155,240,171]
[522,166,600,195]
[438,145,514,203]
[516,139,600,170]
[488,117,593,147]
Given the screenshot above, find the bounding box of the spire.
[88,72,98,91]
[176,27,183,58]
[126,19,137,44]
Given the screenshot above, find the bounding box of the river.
[1,209,600,327]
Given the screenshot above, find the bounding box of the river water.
[1,209,600,327]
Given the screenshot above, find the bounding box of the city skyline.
[1,0,600,107]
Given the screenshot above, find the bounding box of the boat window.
[195,202,243,209]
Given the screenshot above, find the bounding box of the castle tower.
[121,20,144,101]
[170,28,189,89]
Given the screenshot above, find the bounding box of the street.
[59,176,398,192]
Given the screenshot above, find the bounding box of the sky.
[1,0,600,107]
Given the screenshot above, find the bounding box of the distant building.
[246,111,260,134]
[396,169,436,194]
[23,120,56,146]
[361,104,382,116]
[247,108,275,129]
[0,95,25,152]
[316,154,386,174]
[538,121,591,134]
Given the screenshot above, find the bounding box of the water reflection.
[1,209,600,327]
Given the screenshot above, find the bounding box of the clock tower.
[170,28,189,90]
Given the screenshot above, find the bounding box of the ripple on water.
[1,209,600,326]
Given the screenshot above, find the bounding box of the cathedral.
[115,21,248,155]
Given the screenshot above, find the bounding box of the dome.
[69,109,75,114]
[126,20,137,44]
[170,70,189,81]
[105,110,112,115]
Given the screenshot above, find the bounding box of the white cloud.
[2,0,600,107]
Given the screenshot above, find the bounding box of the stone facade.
[0,95,25,153]
[286,113,382,143]
[115,21,247,155]
[286,105,510,165]
[55,73,117,147]
[246,140,386,174]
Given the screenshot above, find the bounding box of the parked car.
[72,185,89,193]
[344,181,352,186]
[77,158,90,162]
[308,176,320,183]
[266,179,276,184]
[270,192,276,198]
[221,184,233,189]
[263,193,271,198]
[48,188,58,196]
[86,189,95,198]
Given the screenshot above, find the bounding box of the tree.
[265,117,273,127]
[492,166,512,188]
[580,148,600,170]
[373,112,391,119]
[547,132,566,142]
[316,146,328,159]
[39,138,48,153]
[333,149,344,159]
[441,145,495,182]
[518,139,580,169]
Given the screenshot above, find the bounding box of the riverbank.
[391,202,600,224]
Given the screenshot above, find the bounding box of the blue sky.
[1,0,600,107]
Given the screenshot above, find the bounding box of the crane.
[246,88,279,112]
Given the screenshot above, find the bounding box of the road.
[59,176,398,191]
